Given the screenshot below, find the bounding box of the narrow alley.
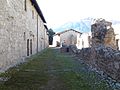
[0,48,112,90]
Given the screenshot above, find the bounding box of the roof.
[56,29,82,35]
[44,25,48,30]
[30,0,46,23]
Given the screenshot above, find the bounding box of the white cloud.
[37,0,120,29]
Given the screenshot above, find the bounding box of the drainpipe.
[37,15,38,53]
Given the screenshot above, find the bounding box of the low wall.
[69,45,120,82]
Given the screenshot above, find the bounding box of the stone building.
[78,32,91,49]
[74,19,120,82]
[52,29,82,48]
[0,0,49,72]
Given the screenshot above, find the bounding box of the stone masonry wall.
[0,0,48,72]
[91,19,117,50]
[76,46,120,82]
[69,19,120,82]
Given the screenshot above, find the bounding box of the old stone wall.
[0,0,48,72]
[76,46,120,82]
[91,19,117,50]
[68,45,120,82]
[69,19,120,82]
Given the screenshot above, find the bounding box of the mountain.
[111,20,120,25]
[53,17,120,33]
[53,17,93,33]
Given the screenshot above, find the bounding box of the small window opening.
[32,10,34,19]
[25,0,27,11]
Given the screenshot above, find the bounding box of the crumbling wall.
[69,19,120,82]
[76,46,120,82]
[91,19,117,49]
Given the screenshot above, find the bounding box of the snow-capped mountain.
[53,17,120,33]
[53,17,93,33]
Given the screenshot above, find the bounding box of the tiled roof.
[30,0,46,23]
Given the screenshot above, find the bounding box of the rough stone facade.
[69,19,120,83]
[76,46,120,82]
[0,0,49,72]
[91,19,117,50]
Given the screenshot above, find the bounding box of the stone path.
[0,48,114,90]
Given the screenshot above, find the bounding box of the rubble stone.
[91,19,117,50]
[69,19,120,84]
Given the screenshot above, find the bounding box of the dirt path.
[0,48,112,90]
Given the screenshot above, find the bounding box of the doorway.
[30,39,32,55]
[56,41,60,47]
[27,39,29,56]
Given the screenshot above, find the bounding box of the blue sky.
[37,0,120,29]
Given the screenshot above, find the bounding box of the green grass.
[0,48,112,90]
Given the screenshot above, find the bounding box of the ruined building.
[0,0,49,72]
[77,19,120,82]
[69,19,120,83]
[91,19,117,49]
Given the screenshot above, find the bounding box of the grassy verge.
[0,48,112,90]
[0,49,50,90]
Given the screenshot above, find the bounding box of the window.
[30,39,32,55]
[32,10,34,19]
[27,39,29,56]
[23,32,26,40]
[25,0,27,11]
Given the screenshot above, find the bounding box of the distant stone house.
[78,32,91,49]
[0,0,49,72]
[52,29,82,48]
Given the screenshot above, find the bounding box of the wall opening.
[27,39,29,56]
[25,0,27,11]
[32,10,34,19]
[56,41,60,47]
[88,36,91,47]
[30,39,32,55]
[116,39,119,50]
[24,32,26,40]
[66,47,69,52]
